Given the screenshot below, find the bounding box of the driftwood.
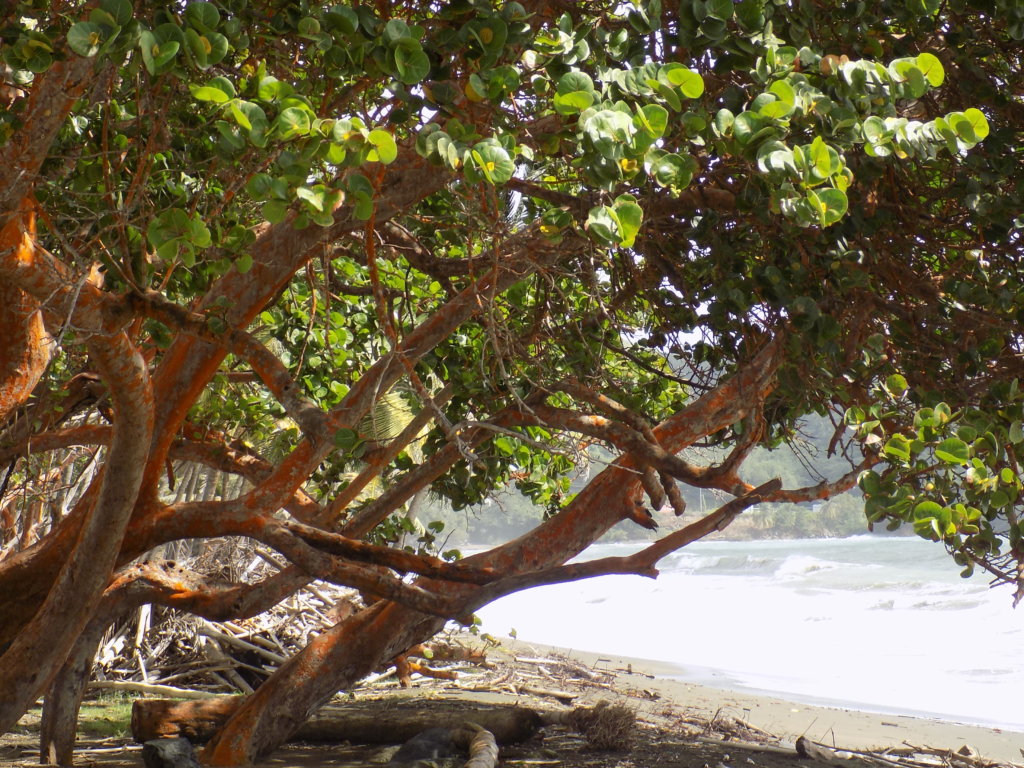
[462,723,499,768]
[797,735,853,765]
[92,681,222,700]
[131,697,542,746]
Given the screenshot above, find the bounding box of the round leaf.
[935,437,969,465]
[367,129,398,164]
[275,107,312,140]
[470,142,514,184]
[395,43,430,84]
[67,22,105,57]
[916,52,944,87]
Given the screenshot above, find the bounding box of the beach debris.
[548,700,637,750]
[461,722,500,768]
[796,735,849,764]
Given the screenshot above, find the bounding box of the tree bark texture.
[0,324,153,733]
[0,201,50,424]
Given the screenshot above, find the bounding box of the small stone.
[142,738,200,768]
[388,727,460,765]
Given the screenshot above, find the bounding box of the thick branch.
[256,522,459,618]
[143,147,452,500]
[0,56,98,213]
[0,325,153,732]
[280,520,496,584]
[457,479,783,611]
[239,226,583,525]
[128,290,327,442]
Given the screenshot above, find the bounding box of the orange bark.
[0,200,50,423]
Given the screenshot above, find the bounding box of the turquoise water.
[475,536,1024,730]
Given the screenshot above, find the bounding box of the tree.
[1,0,1021,763]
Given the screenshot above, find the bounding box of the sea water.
[474,536,1024,730]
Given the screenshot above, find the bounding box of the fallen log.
[131,697,543,746]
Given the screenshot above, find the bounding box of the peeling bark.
[0,201,50,424]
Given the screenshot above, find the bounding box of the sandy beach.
[3,634,1021,768]
[500,638,1024,765]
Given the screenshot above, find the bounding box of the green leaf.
[230,100,269,146]
[645,149,697,189]
[553,90,594,114]
[258,76,294,102]
[810,188,848,226]
[962,108,990,141]
[713,108,734,137]
[235,254,253,274]
[913,500,944,520]
[884,373,908,396]
[295,185,323,211]
[333,428,360,450]
[138,30,158,74]
[470,142,514,184]
[705,0,735,21]
[612,194,643,248]
[757,99,793,120]
[858,470,882,495]
[861,116,887,143]
[275,107,312,140]
[883,434,912,461]
[67,22,105,57]
[367,129,398,164]
[100,0,133,26]
[147,208,211,264]
[298,17,321,36]
[733,112,764,145]
[557,71,594,94]
[352,192,374,220]
[262,200,288,223]
[809,136,839,178]
[916,52,944,86]
[585,204,619,246]
[768,79,796,105]
[190,79,233,103]
[659,63,704,98]
[634,104,669,139]
[935,437,970,465]
[185,2,220,33]
[395,40,430,84]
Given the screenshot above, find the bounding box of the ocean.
[474,535,1024,730]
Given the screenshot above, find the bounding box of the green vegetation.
[1,0,1022,757]
[77,696,133,739]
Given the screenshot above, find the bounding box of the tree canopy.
[1,0,1022,762]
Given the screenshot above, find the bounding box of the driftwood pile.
[90,541,370,696]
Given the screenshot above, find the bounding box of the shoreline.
[501,638,1024,765]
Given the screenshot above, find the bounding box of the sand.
[502,638,1024,764]
[3,636,1021,768]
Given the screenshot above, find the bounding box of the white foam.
[476,537,1024,729]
